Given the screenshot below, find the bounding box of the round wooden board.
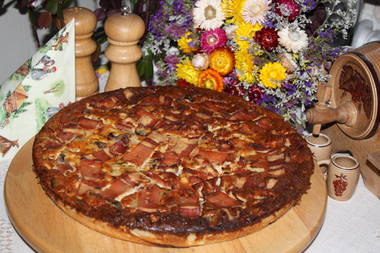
[4,138,327,253]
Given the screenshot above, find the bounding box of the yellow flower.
[234,22,262,56]
[235,39,251,51]
[234,50,255,83]
[259,62,287,88]
[235,21,263,39]
[222,0,245,24]
[178,32,198,53]
[176,58,200,85]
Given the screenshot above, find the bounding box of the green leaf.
[145,59,153,81]
[137,54,154,82]
[45,0,59,15]
[137,60,145,78]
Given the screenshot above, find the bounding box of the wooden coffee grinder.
[306,41,380,198]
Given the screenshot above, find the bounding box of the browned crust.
[32,86,314,247]
[48,187,295,247]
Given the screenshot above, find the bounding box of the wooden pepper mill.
[104,7,145,91]
[63,7,99,100]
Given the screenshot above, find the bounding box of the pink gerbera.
[200,28,227,53]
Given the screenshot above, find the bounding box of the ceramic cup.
[327,153,360,201]
[305,133,332,173]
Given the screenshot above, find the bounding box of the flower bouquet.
[141,0,360,132]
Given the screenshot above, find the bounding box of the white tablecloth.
[1,156,379,253]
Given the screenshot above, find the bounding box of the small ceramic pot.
[327,153,360,201]
[305,133,332,173]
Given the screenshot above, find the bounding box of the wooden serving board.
[4,139,327,253]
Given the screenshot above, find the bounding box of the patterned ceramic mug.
[327,153,360,201]
[305,133,332,174]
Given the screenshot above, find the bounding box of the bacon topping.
[78,117,103,129]
[115,121,134,131]
[45,139,62,149]
[91,150,111,161]
[174,141,197,158]
[161,151,179,166]
[123,142,156,166]
[98,97,118,108]
[78,159,103,179]
[198,149,229,164]
[205,191,241,207]
[109,141,128,155]
[57,131,77,142]
[122,172,144,186]
[139,95,159,105]
[101,179,133,199]
[135,108,158,127]
[179,205,201,218]
[178,188,199,205]
[137,186,164,212]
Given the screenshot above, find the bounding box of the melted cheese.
[115,186,140,202]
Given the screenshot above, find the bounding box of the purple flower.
[147,0,194,42]
[164,55,180,64]
[304,81,313,87]
[286,101,296,109]
[173,0,185,15]
[319,29,334,42]
[328,48,341,57]
[262,19,276,29]
[164,55,180,71]
[284,82,297,95]
[303,0,316,11]
[262,94,277,104]
[264,105,279,113]
[164,24,187,38]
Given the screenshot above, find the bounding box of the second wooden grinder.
[104,9,145,91]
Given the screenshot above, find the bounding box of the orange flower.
[209,48,235,76]
[198,69,224,92]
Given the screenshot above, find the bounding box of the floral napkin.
[0,20,76,161]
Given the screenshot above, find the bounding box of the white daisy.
[193,0,225,30]
[242,0,270,25]
[278,27,308,53]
